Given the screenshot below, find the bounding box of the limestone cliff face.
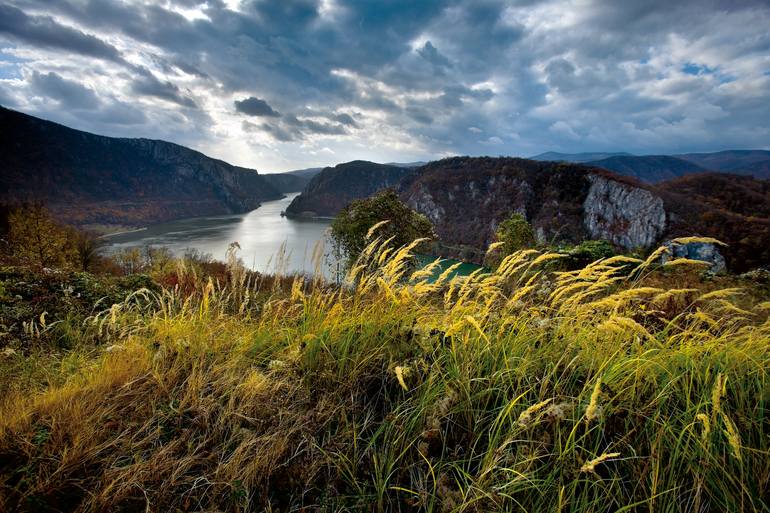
[397,157,672,262]
[404,184,446,225]
[402,159,768,271]
[583,174,666,248]
[399,157,595,255]
[0,106,283,227]
[662,240,726,273]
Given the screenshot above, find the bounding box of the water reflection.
[102,193,334,276]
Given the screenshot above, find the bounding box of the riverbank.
[99,193,334,276]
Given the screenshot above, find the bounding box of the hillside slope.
[398,157,666,257]
[0,106,282,227]
[262,173,312,193]
[398,157,768,271]
[655,173,770,270]
[284,160,414,217]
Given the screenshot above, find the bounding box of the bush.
[561,239,617,268]
[486,213,536,268]
[330,189,434,268]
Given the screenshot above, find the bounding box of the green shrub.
[330,189,434,268]
[561,239,617,268]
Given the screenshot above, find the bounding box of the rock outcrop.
[661,240,726,273]
[655,172,770,272]
[398,158,768,271]
[0,106,283,228]
[583,174,666,248]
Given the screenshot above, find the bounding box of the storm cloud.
[0,4,123,62]
[0,0,768,171]
[234,96,280,117]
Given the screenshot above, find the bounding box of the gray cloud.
[0,0,768,169]
[0,4,123,62]
[256,114,350,142]
[330,113,357,127]
[234,96,281,117]
[417,41,451,69]
[130,68,197,108]
[30,70,99,109]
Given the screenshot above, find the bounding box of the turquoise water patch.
[414,254,487,283]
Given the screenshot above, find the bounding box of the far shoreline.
[99,226,148,239]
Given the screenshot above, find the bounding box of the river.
[102,192,335,276]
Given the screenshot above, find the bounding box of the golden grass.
[0,236,769,512]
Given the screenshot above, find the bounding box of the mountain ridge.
[532,149,770,181]
[585,155,709,183]
[284,160,415,218]
[531,151,634,163]
[0,106,283,228]
[397,157,768,270]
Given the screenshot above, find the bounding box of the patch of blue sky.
[682,62,716,75]
[0,45,25,80]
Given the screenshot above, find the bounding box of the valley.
[2,2,770,511]
[1,110,769,513]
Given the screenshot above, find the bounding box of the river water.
[102,193,335,276]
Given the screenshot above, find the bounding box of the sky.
[1,1,769,172]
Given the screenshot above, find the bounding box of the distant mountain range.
[586,155,708,183]
[263,162,425,194]
[0,106,282,228]
[531,151,633,163]
[531,150,770,182]
[676,150,770,175]
[262,168,323,193]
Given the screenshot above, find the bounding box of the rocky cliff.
[398,158,768,271]
[583,174,666,248]
[0,106,282,228]
[284,160,414,218]
[399,157,665,255]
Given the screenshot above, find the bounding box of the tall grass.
[0,235,768,512]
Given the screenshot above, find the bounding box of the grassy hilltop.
[1,234,769,512]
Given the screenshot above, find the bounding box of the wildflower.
[580,452,621,474]
[721,412,742,462]
[585,378,603,424]
[394,366,409,391]
[695,413,711,441]
[518,398,552,426]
